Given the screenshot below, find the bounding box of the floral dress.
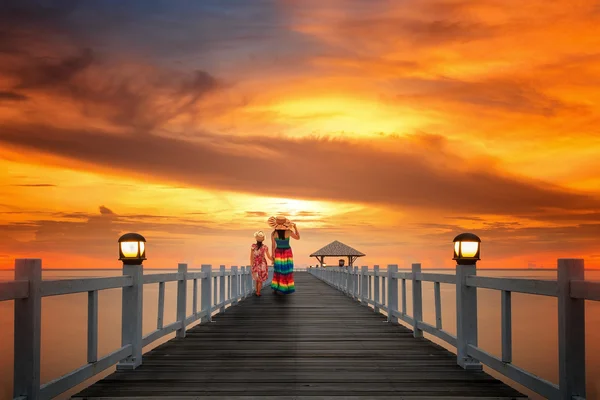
[251,243,268,282]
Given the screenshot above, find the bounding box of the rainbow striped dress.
[271,235,295,294]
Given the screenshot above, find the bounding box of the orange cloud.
[1,0,600,269]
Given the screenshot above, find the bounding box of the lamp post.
[453,232,482,371]
[453,232,481,265]
[116,233,145,370]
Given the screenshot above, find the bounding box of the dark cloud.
[1,124,598,216]
[10,183,56,187]
[0,208,217,257]
[444,216,484,221]
[0,91,28,101]
[99,205,114,215]
[245,211,268,217]
[391,77,582,117]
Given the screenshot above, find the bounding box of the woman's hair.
[276,229,286,239]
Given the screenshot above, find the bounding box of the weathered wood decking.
[73,272,525,399]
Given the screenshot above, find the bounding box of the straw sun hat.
[254,231,265,242]
[268,215,294,230]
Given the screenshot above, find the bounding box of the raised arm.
[290,223,300,240]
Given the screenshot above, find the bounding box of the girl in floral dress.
[250,231,272,296]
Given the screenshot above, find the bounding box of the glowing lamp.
[453,233,481,265]
[118,233,146,265]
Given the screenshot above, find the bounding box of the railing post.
[558,258,586,399]
[456,262,482,370]
[346,266,351,295]
[381,271,386,309]
[412,263,423,338]
[219,265,226,313]
[333,267,339,289]
[240,266,246,297]
[374,265,380,313]
[176,263,187,338]
[117,261,143,370]
[13,259,42,400]
[231,266,239,304]
[361,266,368,304]
[353,266,359,300]
[247,265,252,295]
[387,264,398,323]
[201,264,212,322]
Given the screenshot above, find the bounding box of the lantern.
[118,233,146,265]
[453,233,481,265]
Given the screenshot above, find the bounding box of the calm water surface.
[1,269,599,400]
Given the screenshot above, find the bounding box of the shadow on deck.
[73,272,525,399]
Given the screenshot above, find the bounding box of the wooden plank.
[0,280,29,301]
[40,276,132,297]
[467,345,559,400]
[74,272,525,400]
[40,345,132,400]
[143,273,180,285]
[73,397,524,400]
[570,279,600,301]
[466,276,558,297]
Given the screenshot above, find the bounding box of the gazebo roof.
[310,240,365,257]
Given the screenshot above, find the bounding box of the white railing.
[2,259,273,400]
[309,259,600,400]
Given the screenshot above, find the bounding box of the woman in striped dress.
[268,215,300,295]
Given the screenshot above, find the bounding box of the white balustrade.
[309,258,599,400]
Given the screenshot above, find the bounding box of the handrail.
[40,276,133,297]
[4,259,272,400]
[310,259,596,400]
[0,280,29,301]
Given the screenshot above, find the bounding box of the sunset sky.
[1,0,600,270]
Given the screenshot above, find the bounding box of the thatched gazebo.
[310,240,365,267]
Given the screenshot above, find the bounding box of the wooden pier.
[3,257,600,399]
[73,272,523,399]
